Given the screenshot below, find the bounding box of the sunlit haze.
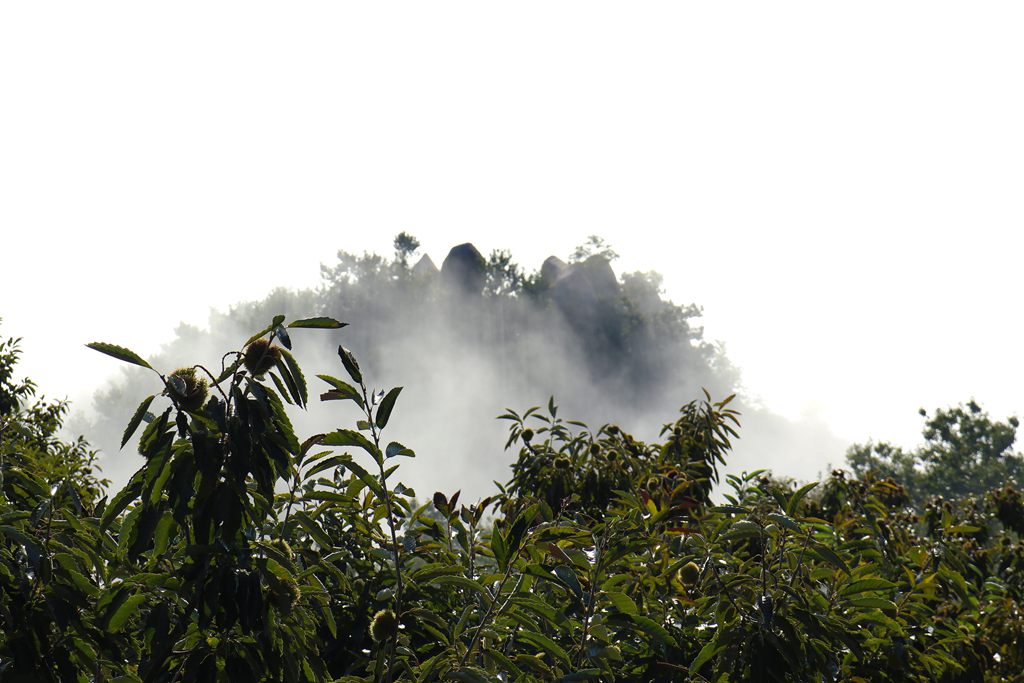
[3,2,1023,483]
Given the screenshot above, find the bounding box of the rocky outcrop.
[412,254,439,278]
[540,256,568,286]
[549,256,620,313]
[547,256,623,355]
[441,243,486,294]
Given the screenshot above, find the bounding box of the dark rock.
[550,256,621,328]
[441,243,486,294]
[577,256,619,302]
[551,257,619,308]
[540,256,568,285]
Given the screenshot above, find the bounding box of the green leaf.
[504,505,534,559]
[307,490,355,506]
[101,473,145,529]
[323,429,381,461]
[263,557,294,582]
[628,613,676,647]
[841,578,898,596]
[939,566,969,598]
[269,372,294,405]
[278,347,308,406]
[552,564,583,600]
[121,395,155,449]
[0,525,43,558]
[847,596,898,611]
[107,593,146,633]
[810,541,850,575]
[518,630,572,668]
[338,345,362,384]
[343,460,386,499]
[272,358,302,410]
[273,323,292,350]
[491,530,508,570]
[375,387,402,429]
[766,513,802,533]
[304,454,349,480]
[786,482,819,515]
[411,564,465,582]
[430,575,494,603]
[86,342,152,370]
[288,317,347,329]
[448,668,499,683]
[710,505,749,514]
[152,513,175,558]
[605,591,638,615]
[723,519,761,540]
[299,433,326,457]
[690,635,723,675]
[385,441,415,459]
[483,650,523,678]
[293,512,334,549]
[317,375,363,406]
[70,637,98,668]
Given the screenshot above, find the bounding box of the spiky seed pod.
[521,428,534,443]
[679,561,701,585]
[269,538,294,561]
[555,456,571,470]
[243,338,282,376]
[589,442,600,457]
[370,609,399,643]
[606,450,619,463]
[167,367,209,412]
[269,577,301,615]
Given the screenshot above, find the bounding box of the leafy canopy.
[2,312,1024,681]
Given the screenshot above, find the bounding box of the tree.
[848,400,1024,505]
[482,248,526,297]
[0,326,107,681]
[392,232,420,268]
[570,235,619,264]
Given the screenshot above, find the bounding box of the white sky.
[2,2,1023,459]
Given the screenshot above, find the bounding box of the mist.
[72,238,848,500]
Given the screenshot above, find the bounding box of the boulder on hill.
[550,256,622,329]
[441,243,486,294]
[540,255,568,286]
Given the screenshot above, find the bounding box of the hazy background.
[62,243,846,497]
[2,2,1022,494]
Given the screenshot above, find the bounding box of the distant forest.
[81,235,745,495]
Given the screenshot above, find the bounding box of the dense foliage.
[2,315,1024,682]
